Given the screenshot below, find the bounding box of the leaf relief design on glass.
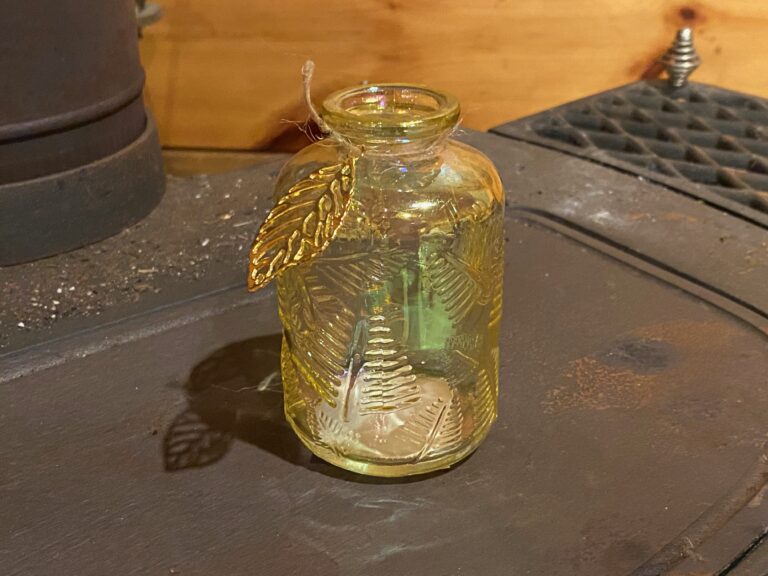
[310,250,408,300]
[489,346,500,400]
[278,273,355,406]
[248,156,357,291]
[424,203,503,328]
[485,209,504,331]
[280,335,303,414]
[356,313,420,415]
[397,392,464,461]
[277,197,501,465]
[280,248,415,411]
[327,297,422,424]
[424,250,490,325]
[449,351,496,433]
[474,366,496,432]
[308,408,361,457]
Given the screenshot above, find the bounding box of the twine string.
[301,60,364,156]
[301,60,330,134]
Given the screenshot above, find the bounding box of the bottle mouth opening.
[320,84,460,143]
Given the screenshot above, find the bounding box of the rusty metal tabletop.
[2,103,768,574]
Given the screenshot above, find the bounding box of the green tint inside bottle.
[276,84,504,476]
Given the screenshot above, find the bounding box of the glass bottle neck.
[320,83,460,161]
[336,133,451,160]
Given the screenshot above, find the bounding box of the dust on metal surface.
[2,130,768,574]
[0,159,284,354]
[3,214,768,576]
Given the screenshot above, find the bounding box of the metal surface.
[0,151,279,361]
[0,0,145,164]
[0,0,165,263]
[0,116,165,266]
[661,28,701,88]
[492,81,768,219]
[1,130,768,575]
[0,95,147,185]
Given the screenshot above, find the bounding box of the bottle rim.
[320,84,460,143]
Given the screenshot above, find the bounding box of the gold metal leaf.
[247,156,357,291]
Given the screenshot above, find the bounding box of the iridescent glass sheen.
[275,85,504,476]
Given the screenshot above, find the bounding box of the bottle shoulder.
[440,139,504,205]
[351,141,504,244]
[275,139,502,204]
[272,138,503,242]
[274,140,348,197]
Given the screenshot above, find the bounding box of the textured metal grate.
[493,81,768,213]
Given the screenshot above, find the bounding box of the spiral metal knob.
[661,28,701,88]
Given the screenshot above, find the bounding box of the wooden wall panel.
[139,0,768,150]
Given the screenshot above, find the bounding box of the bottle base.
[286,412,494,478]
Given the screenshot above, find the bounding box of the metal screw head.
[660,28,701,88]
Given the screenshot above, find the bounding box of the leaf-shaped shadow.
[162,334,292,472]
[248,157,356,291]
[163,409,234,472]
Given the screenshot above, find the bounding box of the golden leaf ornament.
[248,156,357,291]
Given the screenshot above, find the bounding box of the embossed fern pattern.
[486,209,504,330]
[304,248,409,403]
[309,408,360,456]
[278,272,356,406]
[424,205,502,327]
[424,251,490,326]
[311,250,409,300]
[449,351,496,432]
[279,248,413,414]
[276,192,502,470]
[357,313,420,414]
[473,367,496,433]
[398,393,464,461]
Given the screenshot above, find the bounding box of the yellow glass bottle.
[249,84,504,476]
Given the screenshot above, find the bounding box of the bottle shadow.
[162,333,451,484]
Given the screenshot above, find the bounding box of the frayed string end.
[302,60,330,134]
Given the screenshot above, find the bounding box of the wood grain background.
[139,0,768,151]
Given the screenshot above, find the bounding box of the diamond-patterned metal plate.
[493,81,768,215]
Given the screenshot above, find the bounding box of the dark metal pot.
[0,0,164,265]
